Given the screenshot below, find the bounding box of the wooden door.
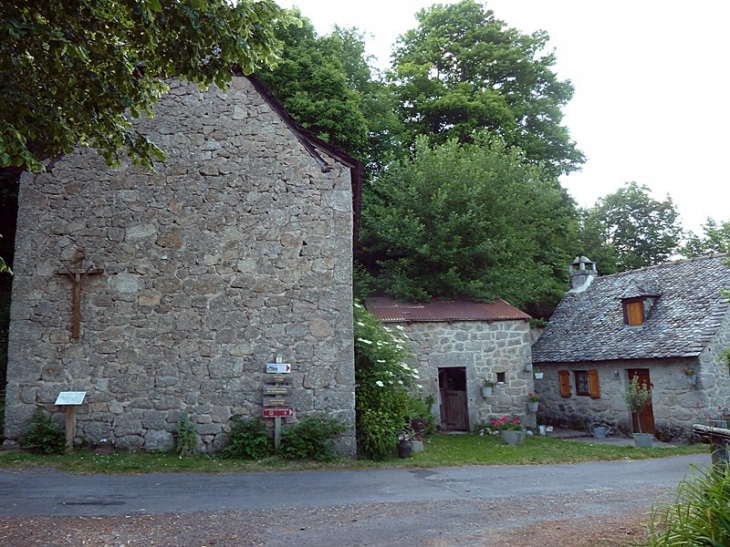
[438,367,469,431]
[628,368,655,434]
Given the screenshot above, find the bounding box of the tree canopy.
[1,0,293,172]
[388,0,584,177]
[360,133,578,309]
[579,182,683,272]
[258,15,371,163]
[681,218,730,258]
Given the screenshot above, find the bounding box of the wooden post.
[65,406,76,454]
[693,424,730,473]
[274,416,282,449]
[55,392,87,454]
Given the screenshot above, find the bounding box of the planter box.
[633,433,654,448]
[499,430,526,445]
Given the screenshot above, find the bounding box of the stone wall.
[401,319,535,430]
[533,353,725,440]
[4,76,356,454]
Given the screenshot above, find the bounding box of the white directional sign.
[266,363,291,374]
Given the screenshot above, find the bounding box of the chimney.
[569,256,597,292]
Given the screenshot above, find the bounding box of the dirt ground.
[0,502,652,547]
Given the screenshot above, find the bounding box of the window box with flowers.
[682,367,697,386]
[527,392,540,412]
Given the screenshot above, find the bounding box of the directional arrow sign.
[266,363,292,374]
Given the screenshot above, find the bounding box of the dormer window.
[622,297,656,326]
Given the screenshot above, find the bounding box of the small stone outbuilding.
[4,74,360,454]
[365,296,534,431]
[532,255,730,440]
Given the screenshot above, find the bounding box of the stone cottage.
[365,296,534,431]
[4,74,360,454]
[532,255,730,440]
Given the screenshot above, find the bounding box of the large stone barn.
[4,74,360,454]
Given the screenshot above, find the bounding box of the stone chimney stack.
[569,256,597,292]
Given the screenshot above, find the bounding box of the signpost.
[55,391,87,453]
[263,361,293,448]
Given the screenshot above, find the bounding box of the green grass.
[0,433,709,474]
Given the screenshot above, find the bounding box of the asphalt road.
[0,453,710,518]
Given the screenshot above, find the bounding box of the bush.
[19,407,65,454]
[220,416,272,460]
[279,415,346,461]
[175,412,198,457]
[354,302,418,459]
[647,465,730,545]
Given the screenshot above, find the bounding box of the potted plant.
[481,379,496,397]
[527,392,540,412]
[682,367,697,386]
[487,416,526,445]
[533,367,544,380]
[623,375,654,448]
[397,426,413,458]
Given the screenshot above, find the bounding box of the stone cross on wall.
[56,248,104,339]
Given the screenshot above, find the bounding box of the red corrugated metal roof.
[365,296,531,323]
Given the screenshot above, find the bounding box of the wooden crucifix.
[56,248,104,339]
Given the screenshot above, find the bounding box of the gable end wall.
[4,76,355,454]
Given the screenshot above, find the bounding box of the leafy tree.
[388,0,583,177]
[681,218,730,258]
[580,182,683,272]
[361,133,578,309]
[1,0,293,172]
[258,16,368,159]
[259,14,400,171]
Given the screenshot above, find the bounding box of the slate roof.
[365,296,530,323]
[532,254,730,363]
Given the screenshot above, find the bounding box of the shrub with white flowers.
[354,301,419,459]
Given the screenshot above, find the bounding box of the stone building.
[532,255,730,440]
[4,74,360,454]
[365,296,534,431]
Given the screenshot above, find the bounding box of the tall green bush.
[354,301,419,459]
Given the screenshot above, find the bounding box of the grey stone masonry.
[5,76,356,454]
[402,320,535,429]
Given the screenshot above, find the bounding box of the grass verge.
[0,433,708,474]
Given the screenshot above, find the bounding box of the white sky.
[276,0,730,234]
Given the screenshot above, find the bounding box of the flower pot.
[534,372,544,380]
[538,425,546,436]
[411,439,424,453]
[499,430,526,445]
[481,386,493,397]
[633,433,654,449]
[397,439,412,458]
[524,363,533,372]
[527,401,539,412]
[686,375,697,386]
